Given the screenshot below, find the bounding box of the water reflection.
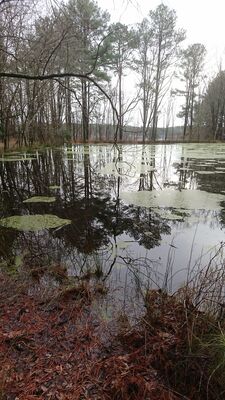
[0,143,225,298]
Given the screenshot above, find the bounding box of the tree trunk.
[82,79,89,142]
[118,63,123,141]
[152,37,162,141]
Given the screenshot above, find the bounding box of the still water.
[0,143,225,314]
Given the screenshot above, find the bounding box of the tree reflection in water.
[0,143,225,303]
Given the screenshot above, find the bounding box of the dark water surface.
[1,143,225,316]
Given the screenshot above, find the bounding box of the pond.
[0,143,225,316]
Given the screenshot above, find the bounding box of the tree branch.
[0,71,119,142]
[42,28,70,75]
[88,32,112,76]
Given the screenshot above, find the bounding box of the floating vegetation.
[23,196,56,203]
[99,162,155,176]
[65,149,75,154]
[153,209,185,220]
[2,152,21,156]
[66,145,90,155]
[174,209,191,218]
[0,214,71,231]
[83,147,90,155]
[49,186,61,190]
[0,157,36,162]
[120,189,225,211]
[181,143,225,159]
[195,171,215,175]
[178,167,192,172]
[196,163,215,167]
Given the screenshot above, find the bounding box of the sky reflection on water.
[0,143,225,312]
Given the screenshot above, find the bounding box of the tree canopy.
[0,0,222,146]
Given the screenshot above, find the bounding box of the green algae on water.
[153,209,185,220]
[23,196,56,203]
[195,171,215,175]
[120,189,225,211]
[49,186,61,190]
[0,214,71,231]
[0,157,36,162]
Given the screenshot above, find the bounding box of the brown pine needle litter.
[0,272,225,399]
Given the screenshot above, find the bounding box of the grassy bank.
[0,270,225,400]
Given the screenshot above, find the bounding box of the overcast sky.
[97,0,225,76]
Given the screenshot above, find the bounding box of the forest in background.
[1,0,225,148]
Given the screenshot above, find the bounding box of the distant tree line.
[0,0,224,147]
